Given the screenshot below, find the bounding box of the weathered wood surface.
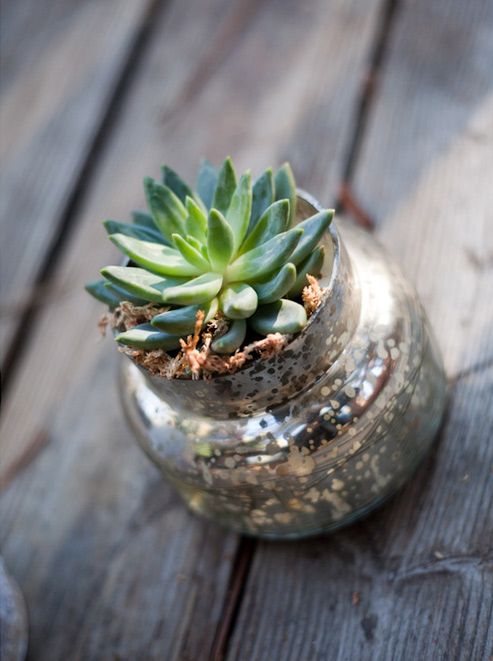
[1,346,238,660]
[353,0,493,379]
[228,0,493,659]
[0,0,385,658]
[0,0,156,368]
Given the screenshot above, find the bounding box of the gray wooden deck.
[1,1,492,659]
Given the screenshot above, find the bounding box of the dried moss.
[302,274,323,316]
[101,278,325,379]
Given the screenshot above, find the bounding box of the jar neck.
[136,227,359,420]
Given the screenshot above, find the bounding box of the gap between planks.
[207,2,402,657]
[1,0,168,395]
[209,537,257,661]
[336,0,400,231]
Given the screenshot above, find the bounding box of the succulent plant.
[86,158,333,354]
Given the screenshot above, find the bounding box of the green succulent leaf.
[212,157,237,215]
[161,272,223,305]
[211,319,247,354]
[185,196,208,242]
[226,171,252,253]
[87,279,147,307]
[207,209,235,272]
[253,263,297,304]
[196,159,218,210]
[103,219,165,244]
[131,210,159,231]
[239,199,289,254]
[85,280,122,308]
[288,246,325,297]
[101,266,186,303]
[144,178,187,242]
[151,298,218,334]
[115,324,182,350]
[289,210,333,265]
[109,233,201,277]
[274,163,297,227]
[87,159,331,353]
[104,283,148,306]
[249,299,307,335]
[249,168,274,232]
[226,227,302,282]
[172,234,211,271]
[186,235,203,252]
[161,165,195,204]
[220,283,258,319]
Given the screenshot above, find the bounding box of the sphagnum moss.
[86,158,334,355]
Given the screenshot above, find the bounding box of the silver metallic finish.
[119,192,447,539]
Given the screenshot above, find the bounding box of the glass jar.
[119,192,446,539]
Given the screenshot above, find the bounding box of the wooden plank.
[228,0,493,658]
[0,0,156,366]
[0,347,238,660]
[0,0,384,657]
[352,0,493,378]
[228,366,493,661]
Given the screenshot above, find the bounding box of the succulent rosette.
[86,158,333,354]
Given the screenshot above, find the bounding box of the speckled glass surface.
[119,192,447,539]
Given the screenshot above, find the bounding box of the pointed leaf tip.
[289,209,333,265]
[274,163,297,226]
[226,171,252,253]
[161,165,195,204]
[144,179,187,243]
[103,219,165,244]
[212,156,237,215]
[196,159,218,210]
[207,209,235,272]
[185,196,208,241]
[240,198,289,254]
[249,168,274,232]
[85,279,121,308]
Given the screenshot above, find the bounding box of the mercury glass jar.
[119,192,447,539]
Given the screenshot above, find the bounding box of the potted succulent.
[87,158,446,539]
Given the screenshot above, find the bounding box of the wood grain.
[0,0,384,658]
[352,0,493,378]
[0,0,156,367]
[0,346,238,660]
[228,0,493,658]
